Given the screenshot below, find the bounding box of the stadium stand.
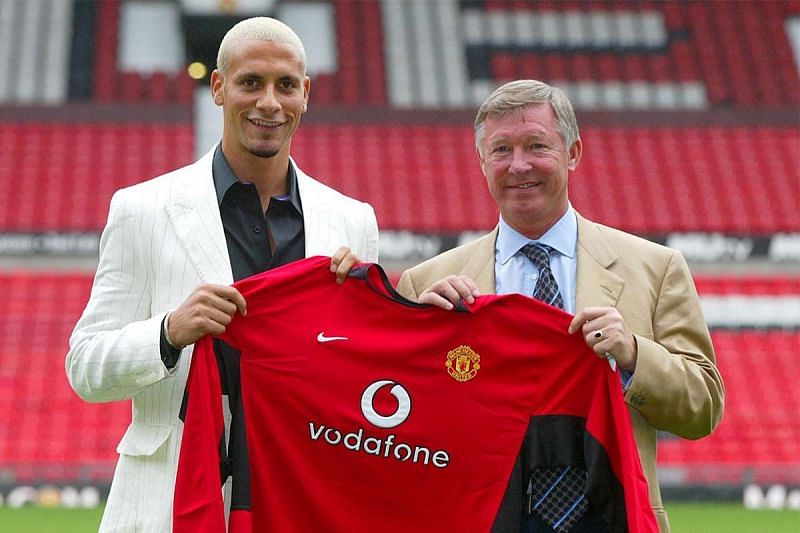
[317,0,387,106]
[487,2,800,108]
[661,277,799,488]
[3,122,794,235]
[0,122,800,234]
[292,124,800,234]
[0,0,797,509]
[380,0,800,109]
[0,122,194,231]
[0,0,73,104]
[0,273,125,483]
[659,330,800,485]
[93,0,119,103]
[91,0,195,105]
[2,0,799,109]
[3,0,798,238]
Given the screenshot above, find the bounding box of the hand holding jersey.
[569,306,638,371]
[167,284,248,349]
[418,274,481,309]
[166,247,357,349]
[420,279,639,371]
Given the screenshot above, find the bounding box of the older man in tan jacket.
[397,80,723,532]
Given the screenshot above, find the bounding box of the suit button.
[253,226,262,234]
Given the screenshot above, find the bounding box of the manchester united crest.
[446,345,480,382]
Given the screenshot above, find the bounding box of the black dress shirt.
[212,146,305,279]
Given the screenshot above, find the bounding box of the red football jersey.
[174,256,656,533]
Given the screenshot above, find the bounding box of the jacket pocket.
[116,422,173,456]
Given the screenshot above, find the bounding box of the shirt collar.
[212,145,303,214]
[496,204,578,264]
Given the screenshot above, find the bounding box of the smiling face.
[211,39,309,166]
[479,103,582,238]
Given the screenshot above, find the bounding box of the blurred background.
[0,0,798,529]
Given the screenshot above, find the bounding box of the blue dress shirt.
[495,206,578,314]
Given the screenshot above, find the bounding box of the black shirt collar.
[211,145,302,214]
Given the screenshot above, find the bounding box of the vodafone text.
[308,422,450,468]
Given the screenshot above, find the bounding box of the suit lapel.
[296,161,344,257]
[165,148,233,285]
[575,214,624,310]
[297,166,328,257]
[467,228,499,295]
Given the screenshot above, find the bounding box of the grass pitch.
[0,506,102,532]
[0,502,797,532]
[667,502,799,532]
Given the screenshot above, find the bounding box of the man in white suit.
[67,17,378,532]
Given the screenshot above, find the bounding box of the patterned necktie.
[521,243,564,309]
[520,243,588,531]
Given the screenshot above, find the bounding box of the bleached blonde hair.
[216,17,307,74]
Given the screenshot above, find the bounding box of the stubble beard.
[246,136,281,159]
[249,147,280,159]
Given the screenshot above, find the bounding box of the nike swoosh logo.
[317,332,349,343]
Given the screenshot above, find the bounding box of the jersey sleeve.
[173,334,226,533]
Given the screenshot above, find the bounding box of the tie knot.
[521,243,553,269]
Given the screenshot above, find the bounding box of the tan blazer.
[397,213,724,532]
[66,147,379,532]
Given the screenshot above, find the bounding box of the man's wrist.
[163,312,183,350]
[160,314,182,370]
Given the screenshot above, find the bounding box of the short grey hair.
[216,17,307,74]
[474,80,579,157]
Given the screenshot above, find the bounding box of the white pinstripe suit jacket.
[66,147,379,532]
